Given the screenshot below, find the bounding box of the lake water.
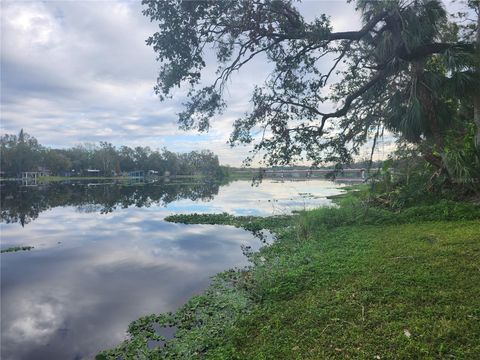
[0,179,344,360]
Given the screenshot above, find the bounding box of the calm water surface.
[0,179,344,360]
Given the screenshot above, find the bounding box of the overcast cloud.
[1,0,366,166]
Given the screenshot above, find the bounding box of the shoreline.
[98,189,480,359]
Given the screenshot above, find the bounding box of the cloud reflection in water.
[1,179,344,359]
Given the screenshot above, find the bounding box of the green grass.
[1,246,34,253]
[99,196,480,359]
[227,220,480,359]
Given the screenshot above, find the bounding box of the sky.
[1,0,396,166]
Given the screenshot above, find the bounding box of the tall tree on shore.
[0,130,43,176]
[142,0,479,170]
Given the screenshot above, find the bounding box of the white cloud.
[1,0,362,166]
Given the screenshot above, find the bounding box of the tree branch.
[320,68,391,128]
[326,11,389,41]
[398,42,474,60]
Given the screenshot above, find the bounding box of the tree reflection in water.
[0,179,224,226]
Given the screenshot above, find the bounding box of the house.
[86,169,100,177]
[127,170,144,178]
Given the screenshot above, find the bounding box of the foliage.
[166,213,293,243]
[0,246,34,253]
[165,213,293,233]
[99,193,480,359]
[0,130,225,178]
[0,130,43,176]
[43,149,72,175]
[142,0,479,167]
[169,197,480,232]
[366,130,480,209]
[443,122,480,186]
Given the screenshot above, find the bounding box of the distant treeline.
[0,130,226,178]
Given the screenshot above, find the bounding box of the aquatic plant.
[0,246,34,253]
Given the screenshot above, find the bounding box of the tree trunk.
[412,60,446,172]
[423,152,443,170]
[419,82,444,149]
[412,60,444,150]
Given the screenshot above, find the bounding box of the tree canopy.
[142,0,479,171]
[0,130,225,178]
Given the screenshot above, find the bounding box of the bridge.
[262,168,378,180]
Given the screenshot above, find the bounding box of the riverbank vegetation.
[0,130,226,179]
[97,180,480,359]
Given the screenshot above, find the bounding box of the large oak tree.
[142,0,479,168]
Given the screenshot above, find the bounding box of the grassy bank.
[98,192,480,359]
